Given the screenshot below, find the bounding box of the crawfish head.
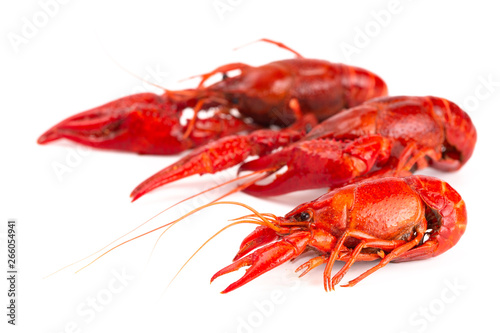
[203,63,295,127]
[204,58,389,127]
[209,187,357,293]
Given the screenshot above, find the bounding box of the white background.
[1,1,500,332]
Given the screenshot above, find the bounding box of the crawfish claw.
[211,231,310,293]
[38,92,256,155]
[240,135,392,196]
[130,128,304,201]
[38,93,187,154]
[233,226,279,261]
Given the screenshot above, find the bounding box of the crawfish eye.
[298,211,312,222]
[305,123,313,133]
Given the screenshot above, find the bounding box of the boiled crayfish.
[210,175,466,293]
[131,95,476,201]
[76,175,467,293]
[39,40,475,295]
[37,39,387,155]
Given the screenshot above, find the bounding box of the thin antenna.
[234,38,304,58]
[74,201,278,273]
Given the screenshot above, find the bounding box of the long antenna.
[74,201,278,273]
[234,38,304,58]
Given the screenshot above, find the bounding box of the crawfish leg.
[323,229,407,291]
[184,63,254,137]
[183,98,214,139]
[295,250,388,279]
[391,241,439,262]
[328,238,406,289]
[195,63,252,88]
[295,255,328,277]
[342,220,428,288]
[395,142,441,173]
[402,148,441,172]
[287,98,307,129]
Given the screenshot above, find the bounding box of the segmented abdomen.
[405,175,467,257]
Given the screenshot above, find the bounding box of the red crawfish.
[130,95,476,201]
[37,39,387,155]
[209,175,467,293]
